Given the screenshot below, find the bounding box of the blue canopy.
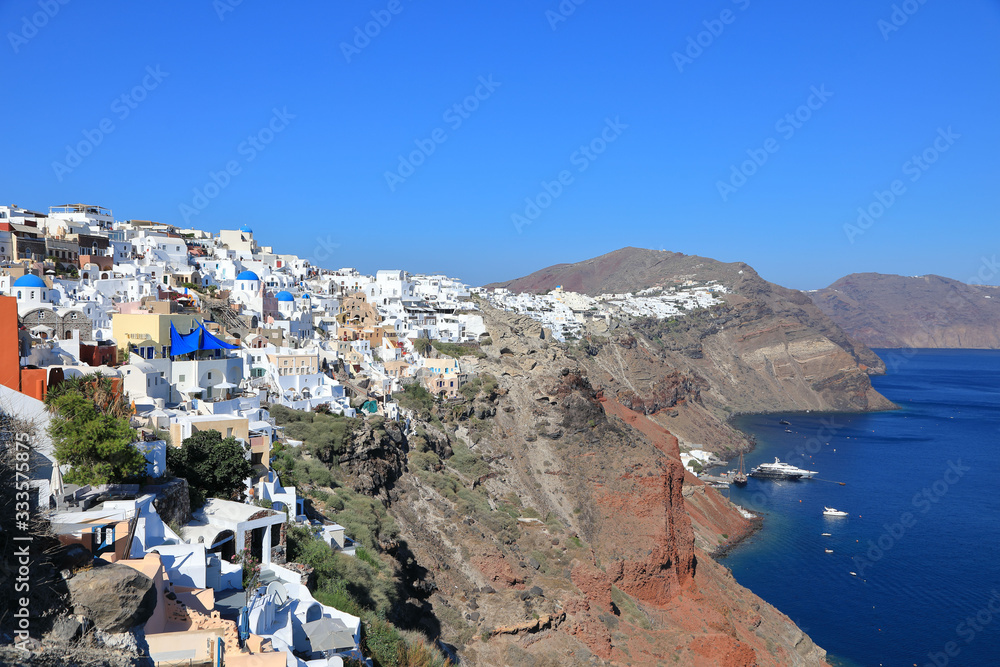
[198,321,238,350]
[169,321,201,356]
[169,320,238,356]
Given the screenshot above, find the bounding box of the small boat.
[849,571,857,576]
[823,507,849,517]
[784,428,793,433]
[825,549,833,553]
[779,419,791,425]
[821,533,831,536]
[732,451,748,486]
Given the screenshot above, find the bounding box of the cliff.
[811,272,1000,349]
[490,247,893,452]
[343,307,833,665]
[275,250,901,664]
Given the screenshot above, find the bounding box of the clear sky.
[2,0,998,289]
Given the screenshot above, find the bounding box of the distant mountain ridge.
[488,247,892,414]
[486,247,694,295]
[811,273,1000,349]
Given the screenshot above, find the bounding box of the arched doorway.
[209,530,236,561]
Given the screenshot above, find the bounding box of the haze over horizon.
[2,1,998,290]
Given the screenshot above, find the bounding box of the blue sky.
[2,0,998,289]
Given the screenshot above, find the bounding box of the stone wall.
[148,477,191,526]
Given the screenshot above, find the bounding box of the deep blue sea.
[723,349,1000,667]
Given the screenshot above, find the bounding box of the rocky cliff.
[317,307,833,666]
[811,272,1000,349]
[490,247,893,452]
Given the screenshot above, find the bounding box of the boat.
[779,419,791,425]
[732,452,748,486]
[749,457,817,480]
[825,549,833,553]
[784,428,793,433]
[821,533,831,536]
[823,507,849,517]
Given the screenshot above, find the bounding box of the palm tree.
[45,372,134,420]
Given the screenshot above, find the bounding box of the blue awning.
[170,321,200,356]
[198,322,238,350]
[169,320,239,356]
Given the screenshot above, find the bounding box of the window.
[178,375,186,383]
[226,428,233,437]
[207,372,213,380]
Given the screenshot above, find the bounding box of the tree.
[167,430,253,502]
[47,391,146,486]
[46,373,133,420]
[413,336,432,357]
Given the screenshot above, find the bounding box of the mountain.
[313,308,831,666]
[488,247,892,420]
[811,273,1000,349]
[261,249,900,665]
[488,247,694,295]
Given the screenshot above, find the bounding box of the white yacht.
[749,457,818,480]
[823,507,849,517]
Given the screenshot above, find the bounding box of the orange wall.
[20,368,46,401]
[0,296,19,392]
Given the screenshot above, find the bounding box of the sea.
[722,349,1000,667]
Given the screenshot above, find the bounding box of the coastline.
[710,512,764,560]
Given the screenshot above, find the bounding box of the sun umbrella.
[303,617,355,653]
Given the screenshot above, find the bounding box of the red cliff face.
[597,397,696,606]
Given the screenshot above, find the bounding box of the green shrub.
[189,486,205,510]
[395,384,435,414]
[409,450,440,471]
[447,440,489,479]
[364,615,404,667]
[430,341,485,359]
[315,578,364,618]
[355,546,380,570]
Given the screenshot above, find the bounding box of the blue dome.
[14,274,46,288]
[275,290,294,302]
[302,293,310,298]
[235,270,259,281]
[239,225,253,233]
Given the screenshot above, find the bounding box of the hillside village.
[485,281,727,341]
[0,203,728,666]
